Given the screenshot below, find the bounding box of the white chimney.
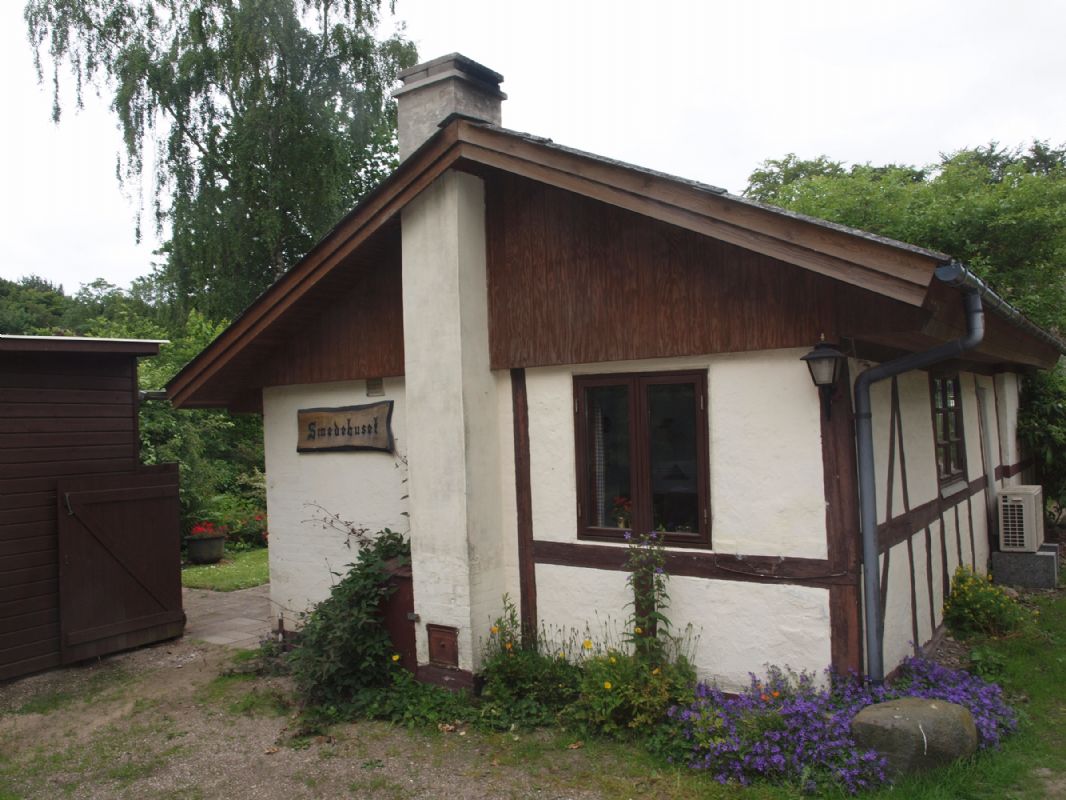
[394,53,505,161]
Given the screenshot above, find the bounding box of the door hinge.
[63,493,74,516]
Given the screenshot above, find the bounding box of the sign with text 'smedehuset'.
[297,401,394,453]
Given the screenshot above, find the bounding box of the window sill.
[940,478,969,499]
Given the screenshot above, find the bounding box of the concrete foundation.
[991,546,1060,589]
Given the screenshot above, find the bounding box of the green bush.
[287,529,408,706]
[563,650,695,738]
[943,566,1031,638]
[478,598,581,729]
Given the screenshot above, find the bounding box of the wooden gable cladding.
[484,173,929,369]
[256,231,405,389]
[182,224,405,408]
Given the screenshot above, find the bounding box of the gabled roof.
[167,117,1064,409]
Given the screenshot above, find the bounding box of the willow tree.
[26,0,417,320]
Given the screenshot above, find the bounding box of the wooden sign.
[297,401,394,453]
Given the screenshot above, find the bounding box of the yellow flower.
[609,656,616,664]
[391,654,400,662]
[490,625,499,635]
[651,667,661,675]
[582,639,593,650]
[504,642,513,650]
[634,627,643,635]
[603,681,612,690]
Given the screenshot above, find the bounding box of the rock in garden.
[851,697,977,777]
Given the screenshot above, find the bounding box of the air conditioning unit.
[998,485,1045,553]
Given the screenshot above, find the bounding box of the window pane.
[946,379,957,408]
[647,383,699,533]
[587,386,631,528]
[947,411,957,441]
[936,444,947,478]
[933,378,944,410]
[950,443,962,476]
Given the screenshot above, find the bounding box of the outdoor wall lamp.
[801,338,847,419]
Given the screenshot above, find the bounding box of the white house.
[168,54,1063,690]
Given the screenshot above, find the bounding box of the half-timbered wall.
[865,365,1024,673]
[0,352,140,680]
[521,349,834,691]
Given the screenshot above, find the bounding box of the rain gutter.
[855,261,987,684]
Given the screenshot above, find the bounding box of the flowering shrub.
[188,520,227,538]
[565,649,695,738]
[478,598,581,730]
[943,565,1030,638]
[668,667,886,794]
[888,655,1018,748]
[665,657,1018,794]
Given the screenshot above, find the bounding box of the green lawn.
[181,547,269,591]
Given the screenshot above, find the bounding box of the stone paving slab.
[182,583,272,650]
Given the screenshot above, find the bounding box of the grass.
[10,664,133,716]
[181,546,269,591]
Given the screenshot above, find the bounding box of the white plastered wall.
[536,563,831,692]
[400,169,515,672]
[262,378,409,629]
[527,348,827,559]
[995,372,1022,485]
[525,348,832,686]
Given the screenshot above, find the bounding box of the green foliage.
[943,566,1031,639]
[1018,367,1066,522]
[563,650,695,739]
[288,529,409,706]
[0,275,78,334]
[743,141,1066,333]
[624,530,671,661]
[27,0,418,322]
[347,670,475,729]
[478,597,582,730]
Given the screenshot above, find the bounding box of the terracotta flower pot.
[186,534,226,564]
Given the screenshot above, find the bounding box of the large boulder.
[851,697,977,777]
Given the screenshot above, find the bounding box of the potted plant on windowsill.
[186,521,227,564]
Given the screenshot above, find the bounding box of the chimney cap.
[395,53,505,100]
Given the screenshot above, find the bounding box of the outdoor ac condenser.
[998,485,1045,553]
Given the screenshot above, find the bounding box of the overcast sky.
[2,0,1064,293]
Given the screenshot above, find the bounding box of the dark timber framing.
[510,369,537,640]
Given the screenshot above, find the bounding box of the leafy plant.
[288,529,409,706]
[564,650,695,739]
[943,566,1031,639]
[623,530,671,662]
[478,597,581,730]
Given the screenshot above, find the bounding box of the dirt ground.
[0,637,623,800]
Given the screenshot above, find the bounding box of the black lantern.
[801,339,846,419]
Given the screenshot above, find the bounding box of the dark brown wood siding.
[0,352,141,681]
[485,173,925,370]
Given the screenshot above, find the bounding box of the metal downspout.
[855,261,986,684]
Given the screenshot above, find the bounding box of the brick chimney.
[394,53,505,161]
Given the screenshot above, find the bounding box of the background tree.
[744,141,1066,518]
[26,0,417,321]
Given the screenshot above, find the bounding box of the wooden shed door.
[57,470,185,664]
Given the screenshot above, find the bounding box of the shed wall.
[0,352,140,681]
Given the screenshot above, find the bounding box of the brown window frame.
[573,370,711,548]
[930,373,967,485]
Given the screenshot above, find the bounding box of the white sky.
[2,0,1064,293]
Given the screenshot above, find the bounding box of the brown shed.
[0,335,184,682]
